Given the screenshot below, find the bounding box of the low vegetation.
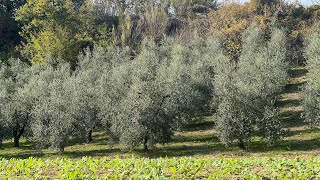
[1,156,320,179]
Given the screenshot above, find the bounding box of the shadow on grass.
[249,138,320,153]
[283,81,306,93]
[0,148,122,159]
[284,127,320,137]
[276,99,301,109]
[137,143,228,158]
[1,142,34,150]
[0,152,46,159]
[2,136,320,159]
[288,68,307,79]
[0,133,120,159]
[1,114,319,159]
[140,137,320,158]
[58,148,121,158]
[283,67,307,94]
[64,131,110,147]
[281,109,305,128]
[183,120,215,132]
[172,134,219,143]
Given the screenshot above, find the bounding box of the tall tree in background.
[0,0,25,62]
[93,0,218,51]
[208,0,319,65]
[16,0,110,67]
[208,0,268,61]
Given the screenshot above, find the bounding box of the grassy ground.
[1,66,320,160]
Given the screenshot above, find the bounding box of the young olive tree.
[28,61,80,152]
[0,58,31,147]
[302,24,320,126]
[0,125,3,147]
[95,46,135,147]
[215,26,288,149]
[188,36,227,113]
[73,46,131,143]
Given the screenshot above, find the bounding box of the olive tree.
[302,24,320,126]
[188,36,227,112]
[74,46,131,143]
[0,58,31,147]
[28,61,80,152]
[95,46,135,146]
[215,26,288,149]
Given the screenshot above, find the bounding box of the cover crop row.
[0,157,319,179]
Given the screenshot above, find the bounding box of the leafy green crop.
[0,157,319,179]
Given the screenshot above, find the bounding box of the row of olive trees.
[0,37,218,151]
[0,26,290,151]
[302,24,320,127]
[214,27,288,149]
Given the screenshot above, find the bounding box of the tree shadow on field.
[283,81,306,94]
[0,132,122,159]
[1,140,34,150]
[284,127,320,137]
[57,148,121,158]
[143,143,228,158]
[247,126,320,153]
[248,138,320,153]
[276,98,301,109]
[287,67,307,79]
[183,120,216,132]
[172,134,219,143]
[0,148,121,159]
[281,109,305,128]
[283,66,307,94]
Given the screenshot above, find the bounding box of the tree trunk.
[13,130,19,147]
[238,139,246,150]
[87,130,93,143]
[12,123,26,148]
[143,136,148,151]
[0,134,3,148]
[59,146,65,153]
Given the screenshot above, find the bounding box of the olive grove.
[0,29,291,151]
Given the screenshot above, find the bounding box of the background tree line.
[0,0,319,151]
[1,0,319,65]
